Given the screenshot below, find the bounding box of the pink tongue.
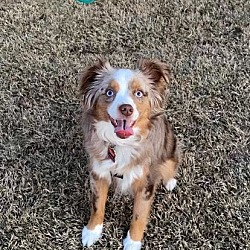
[114,120,134,139]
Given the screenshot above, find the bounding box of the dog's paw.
[82,224,103,247]
[123,231,142,250]
[164,178,177,191]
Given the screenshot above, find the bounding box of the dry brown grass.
[1,0,249,249]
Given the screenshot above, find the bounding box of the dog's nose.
[119,104,133,117]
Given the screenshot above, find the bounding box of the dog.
[80,58,181,249]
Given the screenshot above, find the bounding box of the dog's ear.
[79,58,110,109]
[138,59,171,113]
[138,58,170,92]
[79,58,107,96]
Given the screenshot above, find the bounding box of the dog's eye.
[106,89,114,97]
[135,90,144,98]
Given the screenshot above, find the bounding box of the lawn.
[0,0,249,249]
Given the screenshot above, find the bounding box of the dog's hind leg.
[160,159,179,191]
[160,131,181,191]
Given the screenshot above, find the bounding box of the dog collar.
[110,172,123,179]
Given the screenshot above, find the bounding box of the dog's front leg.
[82,172,109,247]
[123,177,155,250]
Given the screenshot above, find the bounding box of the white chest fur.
[92,121,143,193]
[92,144,143,193]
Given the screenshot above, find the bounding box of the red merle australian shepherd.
[80,58,181,250]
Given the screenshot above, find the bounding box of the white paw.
[164,178,177,191]
[123,231,142,250]
[82,224,103,247]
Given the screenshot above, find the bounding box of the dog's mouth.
[109,117,136,139]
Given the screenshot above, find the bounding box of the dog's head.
[80,59,170,140]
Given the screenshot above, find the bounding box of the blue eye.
[135,90,144,98]
[106,89,114,97]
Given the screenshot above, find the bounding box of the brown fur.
[130,79,152,138]
[80,59,181,245]
[87,173,109,230]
